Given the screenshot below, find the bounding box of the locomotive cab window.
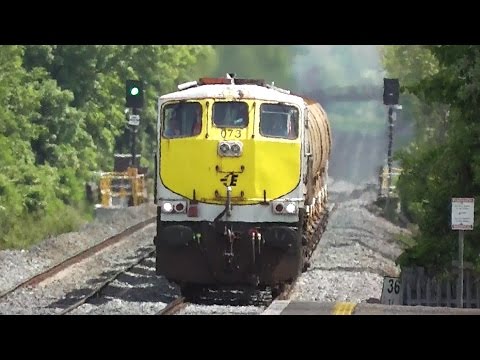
[213,101,248,128]
[260,103,299,139]
[162,102,202,138]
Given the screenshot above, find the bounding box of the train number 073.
[220,129,241,138]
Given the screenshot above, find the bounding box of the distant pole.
[451,197,474,309]
[125,79,144,168]
[387,106,394,199]
[131,126,137,167]
[458,229,464,308]
[383,78,400,206]
[128,108,140,168]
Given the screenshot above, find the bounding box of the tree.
[380,45,449,143]
[383,45,480,271]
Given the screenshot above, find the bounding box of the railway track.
[157,296,188,315]
[155,279,298,315]
[59,247,156,315]
[0,217,156,302]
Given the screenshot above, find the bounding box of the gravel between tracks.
[0,203,156,294]
[178,304,263,315]
[289,178,409,304]
[0,223,178,314]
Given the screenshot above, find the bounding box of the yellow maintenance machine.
[96,154,148,209]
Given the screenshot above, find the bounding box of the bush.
[0,203,90,250]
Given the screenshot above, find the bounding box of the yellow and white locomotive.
[153,74,332,297]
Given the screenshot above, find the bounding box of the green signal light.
[130,87,139,96]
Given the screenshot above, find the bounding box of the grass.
[0,202,93,250]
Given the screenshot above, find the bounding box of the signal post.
[126,79,144,167]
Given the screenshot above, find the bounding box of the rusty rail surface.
[157,297,188,315]
[59,248,156,315]
[275,281,298,301]
[0,216,156,301]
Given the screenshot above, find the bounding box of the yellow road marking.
[332,302,356,315]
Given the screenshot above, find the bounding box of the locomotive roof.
[159,83,306,108]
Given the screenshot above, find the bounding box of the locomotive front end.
[154,78,309,294]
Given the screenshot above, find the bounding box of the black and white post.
[128,109,140,167]
[125,79,144,168]
[451,197,475,308]
[383,78,400,203]
[387,106,394,197]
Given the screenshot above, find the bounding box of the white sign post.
[451,197,475,308]
[128,114,140,126]
[381,276,401,305]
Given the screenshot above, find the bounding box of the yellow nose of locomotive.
[159,97,301,205]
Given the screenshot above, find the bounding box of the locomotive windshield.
[259,103,299,139]
[162,102,202,138]
[212,101,248,128]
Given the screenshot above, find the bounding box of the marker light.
[175,203,185,212]
[272,201,298,215]
[162,202,173,213]
[285,203,296,214]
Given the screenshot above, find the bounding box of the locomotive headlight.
[231,143,241,154]
[219,142,230,155]
[218,141,242,157]
[285,203,297,214]
[162,202,173,213]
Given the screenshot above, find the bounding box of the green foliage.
[0,45,299,249]
[382,45,480,271]
[0,45,234,249]
[380,45,439,87]
[22,45,218,173]
[381,45,449,144]
[1,45,219,248]
[0,204,87,250]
